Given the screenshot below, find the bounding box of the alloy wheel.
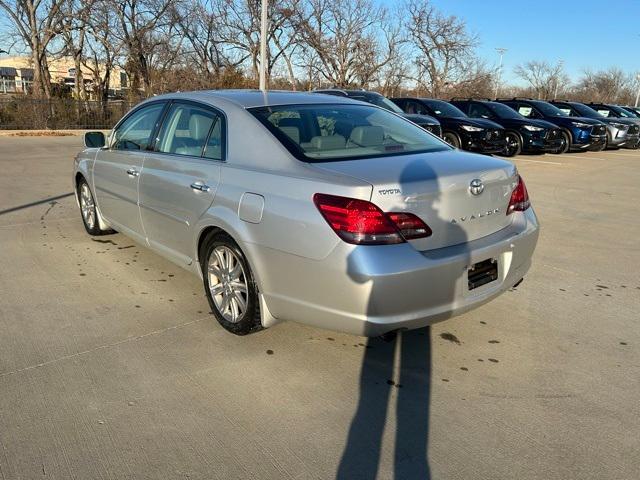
[80,183,96,230]
[207,246,249,323]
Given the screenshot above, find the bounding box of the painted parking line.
[510,157,563,165]
[601,152,640,158]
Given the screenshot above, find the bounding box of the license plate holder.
[468,258,498,290]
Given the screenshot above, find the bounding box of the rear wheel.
[503,132,522,157]
[443,132,461,149]
[553,131,570,154]
[202,232,261,335]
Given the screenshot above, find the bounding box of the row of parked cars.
[315,89,640,156]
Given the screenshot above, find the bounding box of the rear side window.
[250,104,449,162]
[596,109,611,117]
[112,103,164,151]
[156,102,223,158]
[517,105,534,118]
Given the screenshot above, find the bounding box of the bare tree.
[59,0,97,102]
[294,0,400,89]
[571,68,636,104]
[220,0,301,88]
[0,0,67,97]
[513,60,567,100]
[177,0,234,82]
[405,0,477,97]
[111,0,178,96]
[83,0,123,109]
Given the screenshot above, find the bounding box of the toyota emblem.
[469,179,484,196]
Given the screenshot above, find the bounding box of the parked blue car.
[495,98,607,153]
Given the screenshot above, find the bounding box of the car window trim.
[109,99,169,151]
[150,99,228,163]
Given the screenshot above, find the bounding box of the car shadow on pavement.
[337,157,469,479]
[0,192,74,216]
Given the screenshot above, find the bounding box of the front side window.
[112,103,165,151]
[156,102,222,158]
[250,103,450,162]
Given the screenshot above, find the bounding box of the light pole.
[259,0,268,91]
[635,73,640,107]
[493,48,507,99]
[553,60,564,99]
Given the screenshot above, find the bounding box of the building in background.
[0,56,128,98]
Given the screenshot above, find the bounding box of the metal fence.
[0,98,136,130]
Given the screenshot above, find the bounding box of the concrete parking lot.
[0,135,638,480]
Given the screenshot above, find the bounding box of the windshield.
[423,100,466,118]
[364,94,405,114]
[250,104,450,163]
[610,106,635,118]
[571,103,604,118]
[486,102,522,119]
[532,101,568,117]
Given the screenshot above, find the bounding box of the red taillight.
[313,193,432,245]
[507,175,531,214]
[387,212,432,240]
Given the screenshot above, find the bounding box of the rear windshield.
[249,104,449,162]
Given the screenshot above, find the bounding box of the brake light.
[387,212,432,239]
[507,175,530,214]
[313,193,431,245]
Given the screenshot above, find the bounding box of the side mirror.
[84,131,105,148]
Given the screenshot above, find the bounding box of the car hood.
[601,117,640,126]
[402,113,440,126]
[444,117,504,130]
[500,118,558,129]
[553,116,604,126]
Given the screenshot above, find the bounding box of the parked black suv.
[314,89,442,137]
[391,97,506,154]
[450,98,564,156]
[549,100,640,150]
[495,98,606,153]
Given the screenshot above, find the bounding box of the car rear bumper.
[257,208,539,336]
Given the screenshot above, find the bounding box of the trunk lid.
[313,150,518,251]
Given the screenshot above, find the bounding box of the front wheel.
[503,132,522,157]
[443,132,461,149]
[78,178,113,235]
[553,131,570,154]
[202,232,261,335]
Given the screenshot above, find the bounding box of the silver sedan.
[73,90,539,336]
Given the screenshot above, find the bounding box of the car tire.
[77,177,114,235]
[553,131,570,154]
[592,141,606,152]
[201,232,261,335]
[443,132,461,148]
[503,132,522,157]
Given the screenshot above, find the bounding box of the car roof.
[147,89,364,109]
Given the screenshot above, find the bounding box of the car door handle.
[126,167,140,177]
[190,182,211,192]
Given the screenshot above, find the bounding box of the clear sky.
[384,0,640,84]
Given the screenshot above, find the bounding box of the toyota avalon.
[74,90,539,336]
